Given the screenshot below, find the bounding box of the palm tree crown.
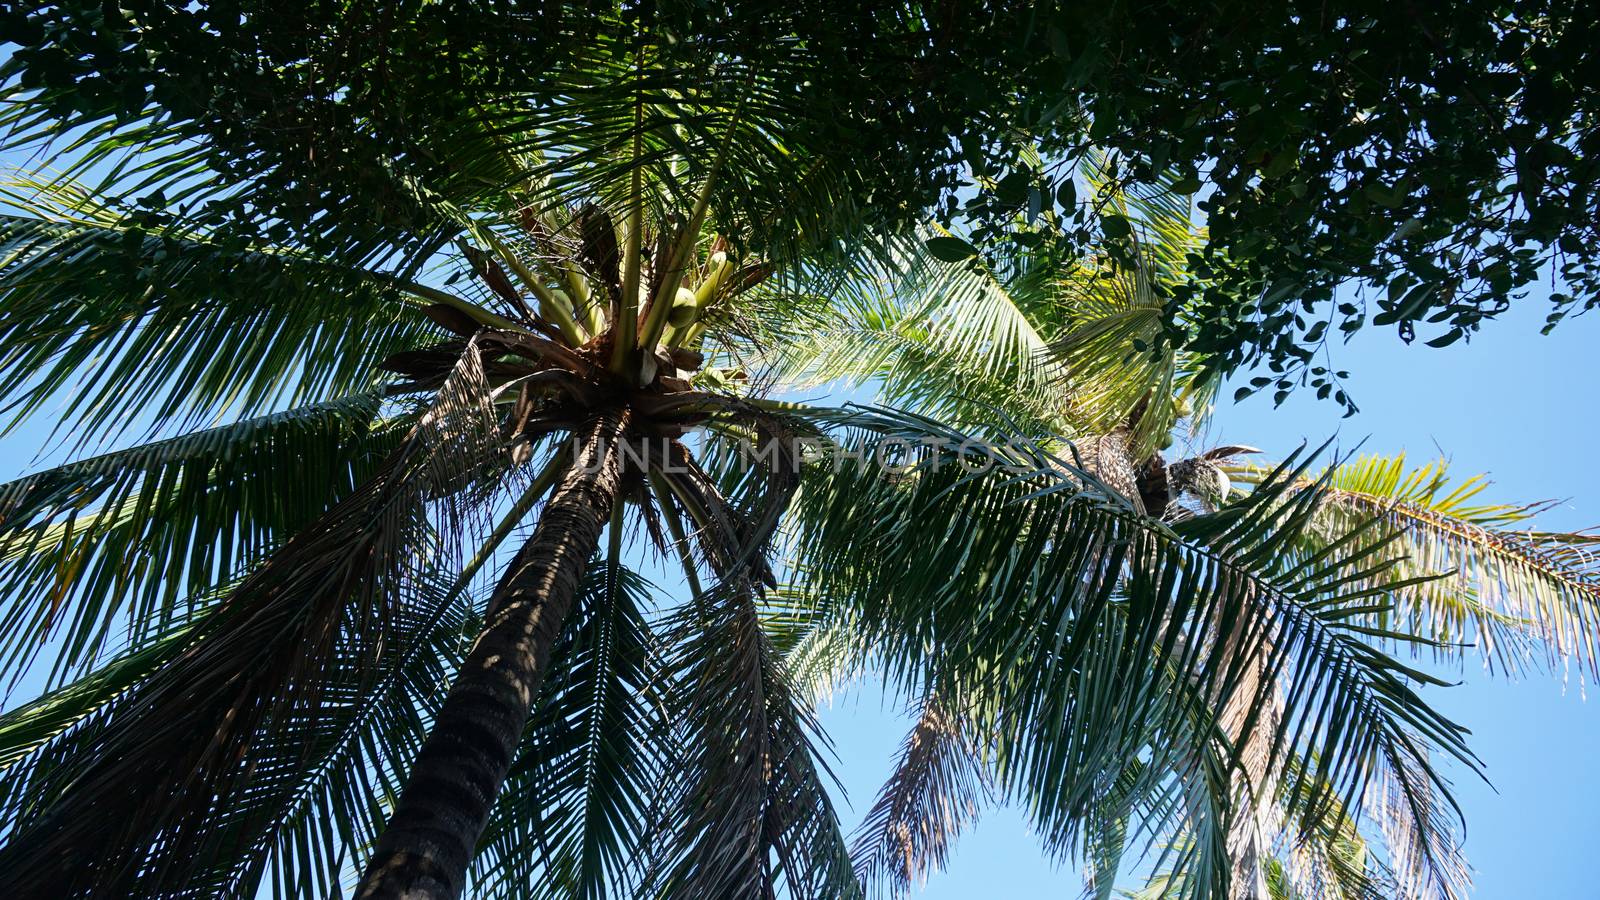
[766,161,1600,899]
[0,11,889,898]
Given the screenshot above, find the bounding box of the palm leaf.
[0,339,507,896]
[472,559,668,900]
[0,393,405,683]
[645,445,859,900]
[787,410,1476,898]
[0,181,441,443]
[850,695,993,898]
[0,606,207,772]
[1050,154,1218,455]
[219,452,574,899]
[1232,454,1600,677]
[651,583,860,900]
[764,234,1067,438]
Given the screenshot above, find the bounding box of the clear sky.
[814,295,1600,898]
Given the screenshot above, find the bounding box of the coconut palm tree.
[765,161,1600,899]
[0,10,895,898]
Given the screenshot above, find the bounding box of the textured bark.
[354,410,631,900]
[1069,426,1146,514]
[1136,454,1171,518]
[1218,629,1282,900]
[1072,429,1182,519]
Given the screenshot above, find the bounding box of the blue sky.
[814,295,1600,898]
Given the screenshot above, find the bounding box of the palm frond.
[787,410,1476,898]
[204,568,484,899]
[763,235,1067,438]
[0,605,206,773]
[0,181,440,443]
[1232,454,1600,678]
[1360,751,1468,900]
[645,445,859,900]
[850,695,993,898]
[763,162,1219,460]
[0,339,508,896]
[0,7,897,315]
[0,393,405,683]
[1051,156,1218,455]
[651,581,860,900]
[221,452,574,899]
[472,560,668,900]
[762,586,869,707]
[1277,768,1395,900]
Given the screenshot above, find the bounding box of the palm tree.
[765,161,1600,899]
[0,10,888,898]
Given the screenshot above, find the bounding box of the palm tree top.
[0,31,883,894]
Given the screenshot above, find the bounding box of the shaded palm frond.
[850,695,993,898]
[204,454,576,899]
[0,340,508,896]
[0,182,441,443]
[0,393,406,684]
[787,409,1476,898]
[650,581,860,900]
[0,556,493,900]
[197,567,484,899]
[762,586,869,707]
[0,7,899,327]
[0,603,209,773]
[472,560,668,900]
[644,438,859,900]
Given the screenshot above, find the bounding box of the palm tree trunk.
[1069,426,1147,514]
[354,409,632,900]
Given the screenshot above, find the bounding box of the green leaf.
[0,197,437,443]
[923,235,979,263]
[788,413,1475,898]
[1424,329,1463,348]
[474,563,669,900]
[0,346,510,897]
[1056,177,1078,209]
